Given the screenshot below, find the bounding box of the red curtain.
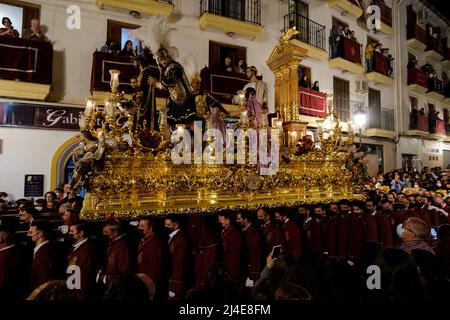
[407,68,427,87]
[417,114,428,131]
[298,87,327,118]
[436,119,445,135]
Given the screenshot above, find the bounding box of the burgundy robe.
[31,242,57,290]
[305,218,322,253]
[346,213,363,259]
[362,214,379,243]
[168,230,189,300]
[243,224,264,281]
[67,240,98,299]
[335,214,349,257]
[262,221,284,255]
[283,219,302,259]
[0,245,21,299]
[105,237,131,286]
[137,233,164,288]
[222,225,242,282]
[375,213,393,247]
[321,216,337,256]
[186,215,218,289]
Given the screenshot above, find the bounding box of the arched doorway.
[50,135,81,192]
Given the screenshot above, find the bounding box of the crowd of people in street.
[1,165,450,300]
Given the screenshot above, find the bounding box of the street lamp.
[354,107,367,148]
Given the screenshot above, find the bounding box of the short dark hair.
[23,206,39,217]
[2,17,12,25]
[351,201,365,210]
[218,211,233,221]
[239,211,253,221]
[247,65,257,74]
[72,223,89,237]
[165,214,181,225]
[0,192,7,198]
[31,220,51,237]
[138,217,154,228]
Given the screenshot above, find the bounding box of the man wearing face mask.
[218,212,242,283]
[418,196,433,227]
[136,217,164,296]
[256,207,284,256]
[165,215,189,300]
[347,201,364,261]
[28,220,57,290]
[398,217,435,255]
[101,222,131,288]
[0,226,22,299]
[67,223,98,300]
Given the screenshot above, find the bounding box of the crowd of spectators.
[0,16,48,41]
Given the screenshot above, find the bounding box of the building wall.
[0,127,77,200]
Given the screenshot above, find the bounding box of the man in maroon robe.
[237,211,263,281]
[165,215,189,300]
[256,207,284,255]
[304,205,323,253]
[275,211,301,259]
[347,201,364,260]
[376,200,393,247]
[336,200,351,258]
[322,204,337,257]
[28,220,58,290]
[218,212,242,282]
[186,215,218,289]
[137,217,164,292]
[67,223,98,300]
[363,199,379,243]
[102,222,131,287]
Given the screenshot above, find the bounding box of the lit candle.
[275,120,283,129]
[239,93,245,106]
[241,110,249,125]
[85,98,94,117]
[104,99,115,117]
[79,114,86,130]
[109,69,120,91]
[159,111,167,126]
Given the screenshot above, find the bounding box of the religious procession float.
[71,17,365,221]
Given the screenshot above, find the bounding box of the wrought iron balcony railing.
[284,12,326,51]
[200,0,261,25]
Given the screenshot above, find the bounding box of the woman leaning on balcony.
[0,17,19,38]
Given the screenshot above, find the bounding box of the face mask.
[256,220,265,228]
[396,224,404,238]
[437,182,442,187]
[165,227,173,234]
[35,206,43,212]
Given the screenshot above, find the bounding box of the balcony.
[442,46,450,70]
[407,112,429,137]
[406,24,427,52]
[329,37,364,74]
[283,12,327,61]
[365,52,393,86]
[371,0,392,35]
[0,37,53,101]
[199,0,263,38]
[366,109,395,139]
[426,78,445,101]
[407,68,427,95]
[328,0,363,18]
[425,31,444,62]
[96,0,174,17]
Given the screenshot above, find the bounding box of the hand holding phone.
[271,245,282,259]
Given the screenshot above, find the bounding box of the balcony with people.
[283,12,327,61]
[406,58,427,95]
[329,22,364,74]
[406,5,427,52]
[198,0,263,38]
[425,24,445,63]
[365,40,394,86]
[408,107,429,136]
[370,0,392,35]
[422,64,445,101]
[0,17,52,101]
[298,77,327,119]
[96,0,174,17]
[328,0,363,19]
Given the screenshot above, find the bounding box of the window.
[0,0,40,36]
[209,41,246,70]
[298,65,311,88]
[368,88,381,128]
[107,20,141,52]
[333,77,350,121]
